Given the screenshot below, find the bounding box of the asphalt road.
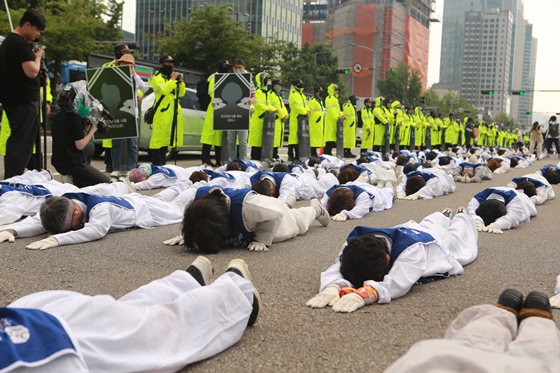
[1,147,560,372]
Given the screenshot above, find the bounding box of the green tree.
[278,42,346,97]
[154,4,287,76]
[482,114,493,123]
[423,88,476,121]
[376,62,423,105]
[494,112,513,124]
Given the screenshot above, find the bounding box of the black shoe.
[441,208,453,219]
[226,259,262,326]
[105,165,113,173]
[524,291,552,314]
[497,289,524,314]
[457,207,466,215]
[202,160,216,167]
[215,161,222,167]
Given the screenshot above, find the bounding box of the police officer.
[343,95,357,158]
[288,79,310,160]
[324,84,343,156]
[270,79,288,160]
[149,55,185,166]
[372,97,388,152]
[428,111,440,149]
[308,86,325,156]
[360,98,374,152]
[436,113,446,150]
[201,60,232,166]
[248,72,276,160]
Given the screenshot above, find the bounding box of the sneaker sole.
[226,259,261,326]
[186,256,214,286]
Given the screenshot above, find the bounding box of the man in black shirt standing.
[51,110,111,188]
[0,10,46,179]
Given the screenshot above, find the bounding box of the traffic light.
[525,112,532,115]
[481,90,494,95]
[415,97,426,104]
[337,68,350,75]
[512,91,525,96]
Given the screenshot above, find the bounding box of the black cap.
[314,86,324,93]
[272,79,283,86]
[349,95,356,100]
[217,60,233,69]
[159,55,175,64]
[364,98,372,103]
[114,44,133,56]
[449,112,455,116]
[292,79,304,86]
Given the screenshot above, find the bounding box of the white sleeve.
[134,75,149,94]
[0,195,27,225]
[320,193,329,208]
[416,178,441,200]
[494,196,528,230]
[8,214,47,238]
[534,187,548,205]
[278,176,297,202]
[364,244,428,303]
[467,197,484,226]
[243,194,284,246]
[131,173,169,191]
[52,205,114,246]
[319,256,353,291]
[341,193,371,219]
[396,175,407,196]
[209,178,230,188]
[354,171,371,184]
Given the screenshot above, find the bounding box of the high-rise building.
[512,22,537,126]
[439,0,503,86]
[460,10,513,118]
[302,0,437,98]
[135,0,304,61]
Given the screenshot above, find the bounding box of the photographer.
[51,108,110,188]
[0,10,46,179]
[528,121,543,159]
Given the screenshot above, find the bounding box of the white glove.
[404,193,419,200]
[26,237,59,250]
[0,230,15,243]
[306,286,340,308]
[331,213,348,222]
[247,241,268,252]
[332,293,365,313]
[285,195,296,209]
[462,175,471,183]
[530,196,538,205]
[163,235,184,246]
[396,192,405,200]
[185,180,193,186]
[486,222,503,234]
[475,221,486,232]
[550,294,560,309]
[198,180,208,186]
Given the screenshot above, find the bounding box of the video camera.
[57,80,113,134]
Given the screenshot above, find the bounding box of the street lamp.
[350,42,403,97]
[229,7,249,25]
[314,51,330,65]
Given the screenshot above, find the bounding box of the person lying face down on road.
[396,168,456,200]
[452,162,493,183]
[486,157,511,174]
[250,170,338,208]
[321,182,394,221]
[0,182,194,250]
[163,186,330,253]
[188,169,251,189]
[307,155,346,169]
[216,160,263,173]
[128,163,208,190]
[345,160,397,186]
[467,187,538,234]
[506,174,555,206]
[536,165,560,185]
[306,208,478,312]
[3,256,262,373]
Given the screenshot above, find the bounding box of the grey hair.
[40,197,76,234]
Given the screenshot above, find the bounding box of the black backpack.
[196,79,211,111]
[549,123,559,138]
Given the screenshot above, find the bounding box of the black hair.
[226,162,241,171]
[338,167,360,184]
[487,159,502,172]
[189,171,208,183]
[182,189,231,253]
[544,169,560,185]
[356,157,368,165]
[272,163,290,173]
[326,188,355,216]
[339,233,390,286]
[426,152,437,161]
[497,149,506,156]
[252,179,272,197]
[476,199,507,226]
[308,157,322,167]
[516,180,536,197]
[402,163,417,174]
[19,9,46,30]
[438,156,451,166]
[469,148,477,155]
[405,175,426,196]
[396,155,409,166]
[391,151,401,159]
[232,58,245,66]
[509,158,518,168]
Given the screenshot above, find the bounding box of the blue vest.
[509,156,523,161]
[249,171,296,189]
[227,160,260,171]
[326,185,374,212]
[340,164,371,174]
[203,169,235,181]
[511,177,547,190]
[459,163,481,172]
[474,188,517,205]
[402,162,421,168]
[0,182,52,197]
[287,164,304,173]
[150,165,177,178]
[540,166,560,175]
[195,186,256,247]
[0,308,78,371]
[62,193,134,220]
[405,171,438,181]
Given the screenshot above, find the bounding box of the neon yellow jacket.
[343,101,357,148]
[201,74,223,146]
[308,95,326,147]
[324,84,341,143]
[372,97,387,146]
[149,70,185,149]
[248,73,276,147]
[288,85,310,145]
[270,88,287,148]
[361,105,374,149]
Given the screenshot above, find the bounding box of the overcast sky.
[122,0,558,114]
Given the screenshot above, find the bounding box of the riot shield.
[458,129,463,147]
[383,122,391,155]
[297,115,311,160]
[395,124,400,152]
[409,126,416,152]
[221,131,230,164]
[426,129,432,150]
[261,113,276,161]
[336,119,344,159]
[441,128,447,151]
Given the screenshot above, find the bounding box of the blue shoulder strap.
[0,307,79,371]
[405,171,438,181]
[0,182,52,197]
[62,192,134,220]
[340,164,371,174]
[474,188,517,205]
[511,177,547,190]
[203,169,235,181]
[150,165,177,178]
